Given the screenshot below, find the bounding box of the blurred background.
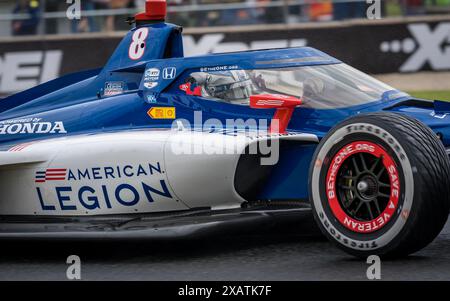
[0,0,448,99]
[0,0,449,35]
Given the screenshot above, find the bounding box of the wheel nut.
[357,181,369,193]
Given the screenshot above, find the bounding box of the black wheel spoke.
[346,195,360,208]
[354,200,364,214]
[366,202,374,220]
[378,192,390,198]
[373,198,381,215]
[360,153,368,171]
[376,167,385,179]
[352,157,361,175]
[369,156,381,173]
[336,149,391,223]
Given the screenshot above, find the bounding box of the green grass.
[406,91,450,101]
[386,2,403,16]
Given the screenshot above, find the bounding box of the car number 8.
[128,28,149,60]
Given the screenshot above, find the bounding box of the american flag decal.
[35,169,67,183]
[8,142,34,152]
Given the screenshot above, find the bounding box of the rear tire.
[309,112,450,258]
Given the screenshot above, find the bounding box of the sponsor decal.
[146,94,157,103]
[345,124,406,160]
[35,168,67,183]
[0,118,67,135]
[144,82,158,89]
[147,107,176,119]
[0,50,62,94]
[104,81,125,96]
[326,141,400,233]
[35,162,173,211]
[313,125,411,251]
[319,211,379,250]
[200,65,239,73]
[162,67,177,80]
[34,163,161,182]
[430,111,449,119]
[144,68,160,81]
[380,22,450,72]
[255,100,284,106]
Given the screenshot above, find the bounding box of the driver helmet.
[190,70,253,102]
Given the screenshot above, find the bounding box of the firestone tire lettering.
[309,112,450,257]
[311,121,414,251]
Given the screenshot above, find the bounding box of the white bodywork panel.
[0,129,318,216]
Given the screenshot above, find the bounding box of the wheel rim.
[326,141,401,233]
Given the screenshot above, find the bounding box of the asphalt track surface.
[0,214,449,281]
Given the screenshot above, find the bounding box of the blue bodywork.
[1,21,449,202]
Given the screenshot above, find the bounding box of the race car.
[0,0,449,258]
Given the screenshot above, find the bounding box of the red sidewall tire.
[309,113,450,258]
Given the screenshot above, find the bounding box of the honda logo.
[162,67,177,79]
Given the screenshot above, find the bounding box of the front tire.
[309,112,450,258]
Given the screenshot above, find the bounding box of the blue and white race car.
[0,0,449,258]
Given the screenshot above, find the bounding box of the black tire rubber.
[309,112,450,258]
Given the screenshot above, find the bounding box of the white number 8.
[128,28,149,60]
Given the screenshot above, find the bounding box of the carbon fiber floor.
[0,214,449,281]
